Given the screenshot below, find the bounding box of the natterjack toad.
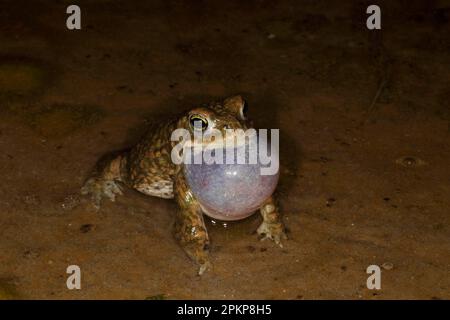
[81,95,287,274]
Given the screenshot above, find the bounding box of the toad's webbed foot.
[81,153,125,210]
[257,196,287,247]
[81,178,123,209]
[174,209,211,275]
[257,220,287,247]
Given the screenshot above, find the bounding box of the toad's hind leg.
[257,196,287,247]
[173,174,211,275]
[81,151,126,209]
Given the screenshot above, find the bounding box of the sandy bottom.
[0,0,449,299]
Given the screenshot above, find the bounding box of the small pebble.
[326,197,336,207]
[80,224,94,233]
[382,262,394,270]
[395,156,426,167]
[402,157,416,166]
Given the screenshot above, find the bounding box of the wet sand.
[0,0,449,299]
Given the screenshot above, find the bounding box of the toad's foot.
[175,227,211,276]
[81,152,125,209]
[257,220,287,247]
[81,178,123,209]
[258,196,287,247]
[198,260,211,276]
[174,213,212,275]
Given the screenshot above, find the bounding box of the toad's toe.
[257,221,287,248]
[81,178,123,209]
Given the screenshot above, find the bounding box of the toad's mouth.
[183,129,257,150]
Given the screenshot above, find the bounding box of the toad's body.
[82,95,286,274]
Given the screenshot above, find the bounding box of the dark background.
[0,0,448,299]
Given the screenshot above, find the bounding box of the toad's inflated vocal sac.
[81,95,287,274]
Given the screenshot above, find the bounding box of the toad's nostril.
[223,125,231,130]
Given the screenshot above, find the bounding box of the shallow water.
[0,0,449,299]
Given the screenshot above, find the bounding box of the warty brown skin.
[81,95,287,275]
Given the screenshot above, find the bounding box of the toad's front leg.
[257,196,287,247]
[173,174,211,275]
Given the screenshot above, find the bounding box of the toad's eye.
[189,115,208,131]
[239,100,248,120]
